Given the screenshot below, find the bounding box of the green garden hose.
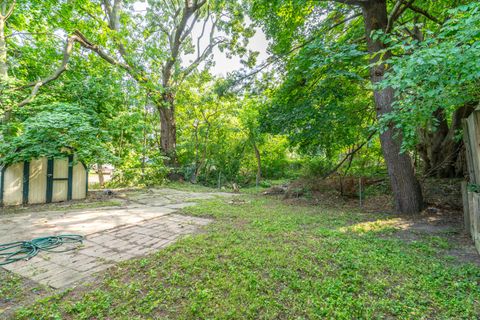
[0,235,84,266]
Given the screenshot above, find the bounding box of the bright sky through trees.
[133,1,270,76]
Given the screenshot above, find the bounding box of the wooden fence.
[462,110,480,253]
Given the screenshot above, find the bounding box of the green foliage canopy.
[0,103,111,166]
[378,3,480,150]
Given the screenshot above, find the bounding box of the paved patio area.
[0,189,225,289]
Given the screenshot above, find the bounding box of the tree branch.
[16,35,76,107]
[16,30,142,108]
[162,0,207,86]
[404,3,442,25]
[322,130,377,179]
[386,0,405,32]
[235,12,362,83]
[2,0,15,20]
[196,4,210,58]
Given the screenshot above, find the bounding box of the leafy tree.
[239,96,265,186]
[248,0,475,214]
[378,3,480,177]
[0,103,111,165]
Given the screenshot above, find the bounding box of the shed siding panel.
[72,163,86,200]
[3,162,24,206]
[52,158,68,202]
[29,158,48,204]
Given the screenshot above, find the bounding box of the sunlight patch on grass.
[338,218,402,234]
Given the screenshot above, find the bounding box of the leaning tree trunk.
[362,0,424,214]
[157,92,178,170]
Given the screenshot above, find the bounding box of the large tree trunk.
[418,105,474,178]
[157,93,178,170]
[362,0,424,214]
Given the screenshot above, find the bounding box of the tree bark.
[0,16,7,80]
[157,92,178,169]
[97,163,105,188]
[361,0,424,214]
[0,0,13,80]
[1,1,15,123]
[190,118,210,184]
[418,105,474,178]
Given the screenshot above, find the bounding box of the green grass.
[0,271,24,304]
[13,196,480,319]
[0,270,50,315]
[165,179,289,194]
[165,181,220,193]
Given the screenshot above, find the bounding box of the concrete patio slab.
[0,188,225,289]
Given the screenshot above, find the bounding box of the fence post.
[358,178,363,207]
[473,193,480,254]
[462,181,471,232]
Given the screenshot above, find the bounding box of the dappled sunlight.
[338,218,404,234]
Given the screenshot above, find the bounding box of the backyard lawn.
[8,194,480,319]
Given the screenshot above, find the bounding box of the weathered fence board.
[462,110,480,254]
[463,119,477,184]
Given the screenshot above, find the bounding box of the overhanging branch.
[16,30,141,108]
[235,12,362,83]
[322,130,377,179]
[405,3,442,25]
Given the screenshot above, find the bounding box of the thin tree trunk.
[252,140,262,186]
[361,0,424,214]
[191,121,200,184]
[141,100,148,177]
[0,16,7,80]
[0,3,12,123]
[97,163,105,188]
[191,121,210,184]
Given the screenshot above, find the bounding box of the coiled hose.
[0,235,84,266]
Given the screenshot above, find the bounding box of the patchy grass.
[12,195,480,319]
[0,200,123,216]
[0,270,51,317]
[165,181,221,193]
[165,180,288,194]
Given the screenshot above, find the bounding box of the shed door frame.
[46,156,75,203]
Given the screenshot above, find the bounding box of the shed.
[0,156,88,207]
